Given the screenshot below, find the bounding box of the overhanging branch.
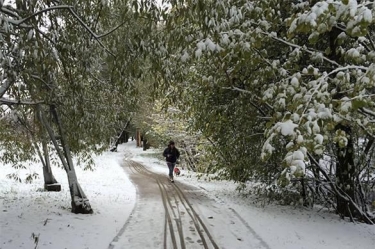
[3,4,116,56]
[17,5,73,25]
[67,7,115,56]
[0,98,44,106]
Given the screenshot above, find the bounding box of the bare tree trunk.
[335,124,356,219]
[41,138,55,183]
[136,128,141,147]
[38,105,93,214]
[110,119,131,152]
[31,138,60,191]
[143,137,149,151]
[12,107,60,191]
[41,138,61,191]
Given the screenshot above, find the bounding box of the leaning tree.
[0,0,144,213]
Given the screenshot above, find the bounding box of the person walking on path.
[163,141,180,182]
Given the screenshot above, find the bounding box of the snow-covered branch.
[366,34,375,51]
[359,108,375,118]
[0,98,44,106]
[299,65,368,124]
[0,79,13,98]
[0,6,20,18]
[223,86,251,94]
[326,65,368,76]
[259,31,340,67]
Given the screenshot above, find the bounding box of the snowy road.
[2,142,374,249]
[109,160,270,249]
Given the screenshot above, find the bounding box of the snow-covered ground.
[125,142,375,249]
[0,146,136,249]
[1,141,375,249]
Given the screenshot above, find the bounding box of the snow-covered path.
[110,160,269,249]
[1,141,374,249]
[117,142,375,249]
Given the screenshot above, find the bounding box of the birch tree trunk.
[38,105,93,214]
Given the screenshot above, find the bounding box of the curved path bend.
[109,160,270,249]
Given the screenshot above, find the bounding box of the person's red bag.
[174,167,181,176]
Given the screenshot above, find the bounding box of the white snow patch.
[0,146,136,249]
[278,120,298,136]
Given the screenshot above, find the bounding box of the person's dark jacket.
[163,147,180,163]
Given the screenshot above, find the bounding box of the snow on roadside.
[125,142,375,249]
[0,146,136,249]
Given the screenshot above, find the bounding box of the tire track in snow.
[173,180,219,249]
[131,162,179,249]
[134,161,219,249]
[160,181,186,249]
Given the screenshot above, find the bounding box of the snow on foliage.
[150,0,375,185]
[278,120,298,137]
[93,0,375,221]
[250,0,375,182]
